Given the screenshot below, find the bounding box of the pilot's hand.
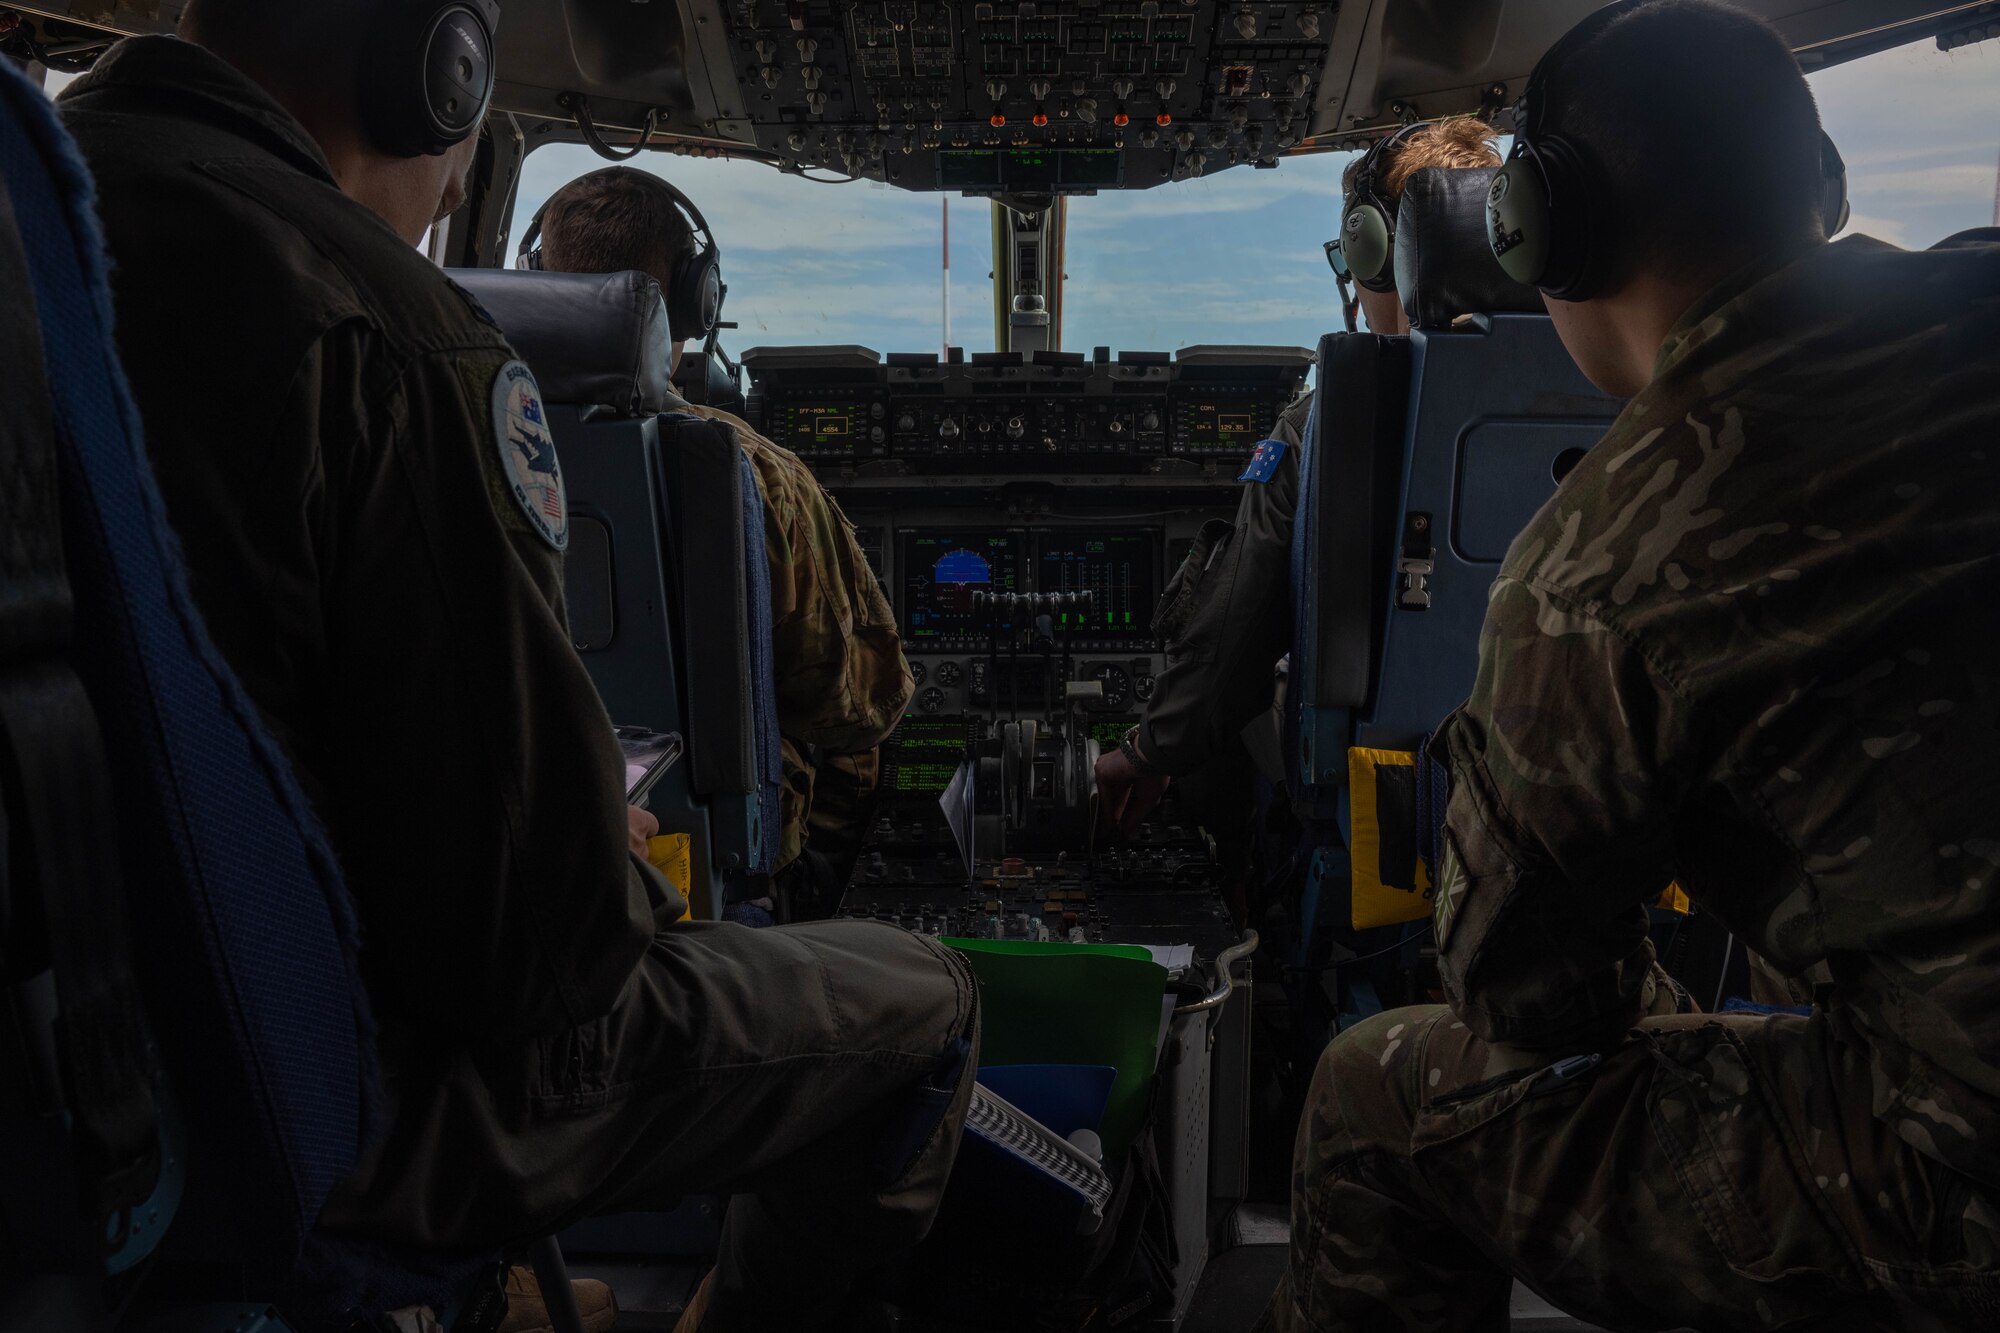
[627,804,660,858]
[1095,748,1170,838]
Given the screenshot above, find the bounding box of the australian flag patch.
[1238,438,1288,484]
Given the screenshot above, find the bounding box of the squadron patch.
[1238,438,1288,484]
[492,360,568,551]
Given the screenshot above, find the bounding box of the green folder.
[945,938,1170,1160]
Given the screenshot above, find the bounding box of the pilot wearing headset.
[524,166,914,922]
[1264,3,2000,1331]
[1094,119,1501,865]
[58,5,976,1333]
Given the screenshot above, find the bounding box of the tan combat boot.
[671,1271,715,1333]
[497,1265,619,1333]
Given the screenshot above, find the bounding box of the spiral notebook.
[964,1082,1114,1225]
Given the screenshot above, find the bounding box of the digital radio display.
[778,400,868,451]
[1177,399,1262,449]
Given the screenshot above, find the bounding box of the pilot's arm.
[315,334,661,1039]
[1129,394,1311,775]
[1433,574,1688,1051]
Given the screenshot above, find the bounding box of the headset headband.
[516,168,726,343]
[1515,1,1853,230]
[1345,120,1428,216]
[515,170,713,269]
[1514,1,1636,147]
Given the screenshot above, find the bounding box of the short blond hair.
[1380,116,1503,206]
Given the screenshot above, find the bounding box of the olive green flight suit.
[1264,233,2000,1331]
[1131,392,1312,778]
[62,37,975,1327]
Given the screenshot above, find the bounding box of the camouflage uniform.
[1266,231,2000,1331]
[680,403,912,872]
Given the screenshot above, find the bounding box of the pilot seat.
[1286,164,1629,1018]
[452,266,785,920]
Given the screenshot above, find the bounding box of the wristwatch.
[1118,725,1166,776]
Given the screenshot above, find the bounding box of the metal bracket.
[1397,511,1435,610]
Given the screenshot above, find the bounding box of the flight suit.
[1265,232,2000,1332]
[62,37,975,1325]
[1130,392,1313,777]
[678,402,911,878]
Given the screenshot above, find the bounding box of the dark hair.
[178,0,366,92]
[540,167,697,288]
[180,0,354,48]
[1541,0,1828,285]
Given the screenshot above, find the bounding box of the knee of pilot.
[910,932,981,1045]
[1300,1006,1436,1154]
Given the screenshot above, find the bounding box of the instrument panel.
[743,344,1310,471]
[715,0,1339,193]
[745,348,1293,958]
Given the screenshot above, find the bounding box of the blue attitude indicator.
[931,548,992,615]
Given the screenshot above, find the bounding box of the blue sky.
[513,33,2000,360]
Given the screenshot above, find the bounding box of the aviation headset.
[360,0,501,159]
[1335,120,1433,292]
[516,169,728,344]
[1486,0,1850,301]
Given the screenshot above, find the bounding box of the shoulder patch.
[492,360,568,551]
[1238,438,1289,484]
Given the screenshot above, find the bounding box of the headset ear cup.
[360,3,497,159]
[1820,130,1850,236]
[668,249,722,342]
[1487,156,1552,287]
[1342,203,1396,291]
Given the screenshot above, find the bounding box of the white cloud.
[505,32,2000,356]
[1833,211,1914,248]
[1846,163,1996,206]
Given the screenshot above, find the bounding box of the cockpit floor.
[1184,1241,1636,1332]
[576,1244,1638,1332]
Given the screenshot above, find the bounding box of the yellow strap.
[648,833,695,923]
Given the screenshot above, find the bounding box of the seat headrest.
[1393,167,1545,329]
[449,268,675,416]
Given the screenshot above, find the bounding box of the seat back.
[0,53,393,1308]
[1289,332,1414,793]
[452,269,779,901]
[0,59,164,1326]
[1359,167,1623,751]
[1289,167,1622,937]
[658,416,780,881]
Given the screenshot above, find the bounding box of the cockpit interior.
[3,2,1997,1331]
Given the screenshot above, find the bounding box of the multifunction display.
[1035,530,1161,641]
[899,530,1022,645]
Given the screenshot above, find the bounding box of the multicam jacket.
[679,402,912,865]
[1433,230,2000,1179]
